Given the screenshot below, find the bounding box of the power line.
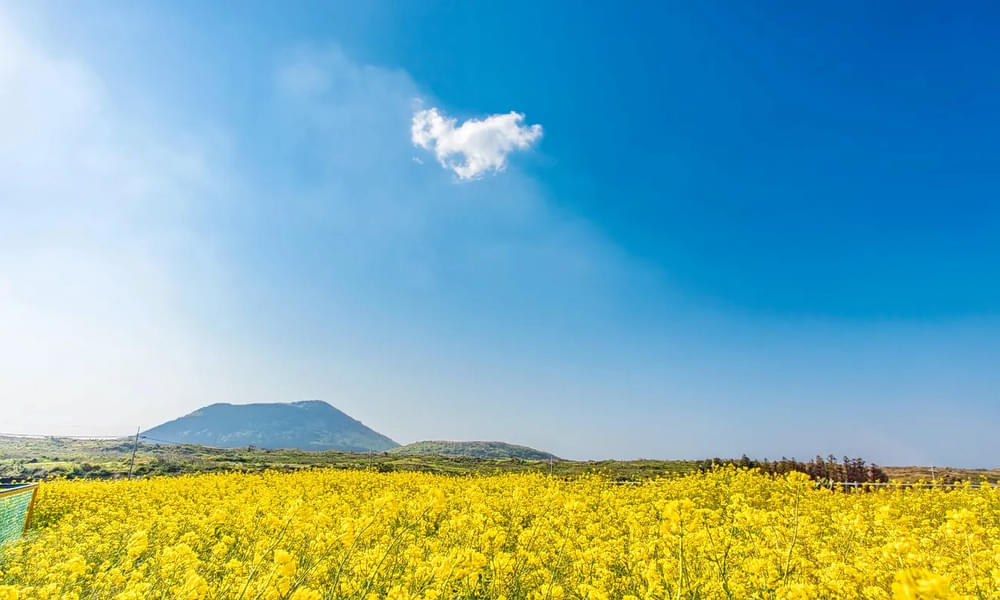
[127,427,140,479]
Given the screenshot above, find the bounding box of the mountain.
[142,401,398,452]
[390,440,559,460]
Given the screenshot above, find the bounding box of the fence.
[0,483,38,545]
[824,481,1000,490]
[604,480,1000,489]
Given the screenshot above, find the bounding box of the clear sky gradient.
[2,2,998,466]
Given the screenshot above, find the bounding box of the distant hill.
[390,440,558,460]
[143,401,398,452]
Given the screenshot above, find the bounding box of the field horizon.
[1,435,996,485]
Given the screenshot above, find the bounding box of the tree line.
[696,454,889,483]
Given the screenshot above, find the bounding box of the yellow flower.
[61,554,87,577]
[126,530,148,560]
[289,588,321,600]
[891,568,957,600]
[273,548,296,577]
[1,467,997,600]
[174,569,208,600]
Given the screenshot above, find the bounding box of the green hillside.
[0,436,696,481]
[390,440,559,460]
[1,436,991,484]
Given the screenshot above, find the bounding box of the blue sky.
[1,2,998,466]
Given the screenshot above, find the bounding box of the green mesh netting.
[0,485,37,545]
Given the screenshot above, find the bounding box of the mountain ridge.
[143,400,398,452]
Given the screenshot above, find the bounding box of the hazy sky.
[2,2,999,466]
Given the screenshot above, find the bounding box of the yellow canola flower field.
[1,468,998,600]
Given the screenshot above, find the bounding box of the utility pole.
[127,427,140,479]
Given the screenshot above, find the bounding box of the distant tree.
[697,454,887,486]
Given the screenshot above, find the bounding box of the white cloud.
[411,107,542,179]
